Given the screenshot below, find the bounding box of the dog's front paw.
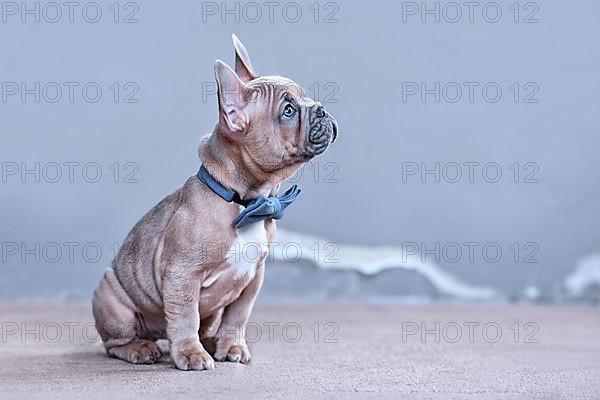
[214,343,251,364]
[171,340,215,371]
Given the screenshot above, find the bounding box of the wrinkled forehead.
[247,76,305,102]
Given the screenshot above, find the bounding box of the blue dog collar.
[196,165,301,229]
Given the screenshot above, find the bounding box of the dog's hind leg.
[92,269,161,364]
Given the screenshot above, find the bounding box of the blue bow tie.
[197,165,301,229]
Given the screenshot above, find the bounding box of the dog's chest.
[225,221,269,279]
[200,220,268,310]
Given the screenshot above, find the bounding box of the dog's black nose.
[315,105,326,118]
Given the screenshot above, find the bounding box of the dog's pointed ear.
[232,34,258,83]
[214,59,250,139]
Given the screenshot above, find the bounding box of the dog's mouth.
[302,105,338,158]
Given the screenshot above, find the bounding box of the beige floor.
[0,304,599,399]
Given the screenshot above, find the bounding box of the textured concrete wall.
[1,0,599,302]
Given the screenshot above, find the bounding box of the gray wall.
[1,0,599,301]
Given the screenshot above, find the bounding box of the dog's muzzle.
[304,104,338,157]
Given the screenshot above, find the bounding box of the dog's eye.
[282,104,297,119]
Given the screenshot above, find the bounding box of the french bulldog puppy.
[92,35,337,370]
